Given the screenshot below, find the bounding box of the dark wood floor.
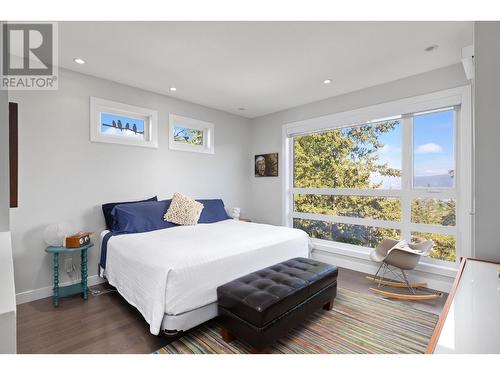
[17,267,447,354]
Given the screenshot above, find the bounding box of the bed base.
[100,268,219,337]
[160,302,219,336]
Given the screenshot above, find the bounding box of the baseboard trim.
[311,249,454,293]
[16,275,106,305]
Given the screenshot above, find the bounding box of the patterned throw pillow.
[164,192,204,225]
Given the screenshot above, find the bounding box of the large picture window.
[283,87,472,269]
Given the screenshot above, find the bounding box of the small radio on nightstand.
[64,231,93,248]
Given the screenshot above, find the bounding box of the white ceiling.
[59,22,473,118]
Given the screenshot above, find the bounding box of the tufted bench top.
[217,258,338,328]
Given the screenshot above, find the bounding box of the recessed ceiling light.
[169,87,177,92]
[424,44,439,52]
[323,79,332,84]
[73,58,85,65]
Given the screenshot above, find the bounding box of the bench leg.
[323,299,334,311]
[220,326,235,343]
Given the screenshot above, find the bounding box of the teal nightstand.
[45,242,94,307]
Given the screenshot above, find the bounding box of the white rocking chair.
[367,238,442,300]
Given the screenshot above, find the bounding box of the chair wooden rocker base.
[368,287,442,301]
[365,276,427,288]
[368,239,443,301]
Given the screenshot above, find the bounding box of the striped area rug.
[154,288,438,354]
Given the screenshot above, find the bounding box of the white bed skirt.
[160,303,218,334]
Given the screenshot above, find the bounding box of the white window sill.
[311,238,459,278]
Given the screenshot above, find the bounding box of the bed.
[100,219,310,335]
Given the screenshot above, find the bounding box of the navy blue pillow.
[111,199,177,233]
[197,199,231,223]
[102,196,157,230]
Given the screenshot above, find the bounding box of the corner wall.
[9,69,252,302]
[473,21,500,262]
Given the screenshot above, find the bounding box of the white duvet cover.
[103,220,309,334]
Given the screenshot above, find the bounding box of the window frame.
[90,97,158,149]
[282,86,472,274]
[168,114,215,154]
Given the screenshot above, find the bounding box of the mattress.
[102,220,310,335]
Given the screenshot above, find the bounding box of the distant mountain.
[414,174,453,188]
[371,173,453,189]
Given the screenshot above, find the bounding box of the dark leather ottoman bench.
[217,257,338,353]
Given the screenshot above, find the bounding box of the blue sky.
[413,110,454,177]
[101,113,145,133]
[372,110,454,188]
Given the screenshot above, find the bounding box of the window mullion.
[287,136,294,227]
[291,187,402,197]
[401,115,412,243]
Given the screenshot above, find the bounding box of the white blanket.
[103,220,309,334]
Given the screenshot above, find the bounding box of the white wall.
[247,63,469,225]
[0,70,17,353]
[0,20,16,352]
[9,69,251,300]
[473,22,500,262]
[0,89,9,231]
[0,232,16,353]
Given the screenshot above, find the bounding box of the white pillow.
[164,192,204,225]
